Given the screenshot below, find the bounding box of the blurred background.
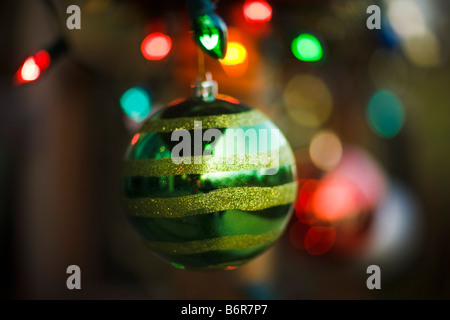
[1,0,449,299]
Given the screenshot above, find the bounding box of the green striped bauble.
[121,96,297,270]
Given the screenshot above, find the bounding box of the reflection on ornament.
[121,76,297,270]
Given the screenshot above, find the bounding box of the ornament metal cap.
[192,72,218,102]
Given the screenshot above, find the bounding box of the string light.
[13,38,66,86]
[219,42,247,66]
[367,90,405,138]
[291,34,323,61]
[120,87,152,123]
[192,13,228,59]
[15,50,51,84]
[141,32,172,60]
[309,130,343,171]
[186,0,228,59]
[304,226,336,256]
[243,1,272,23]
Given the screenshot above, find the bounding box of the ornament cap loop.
[192,72,218,102]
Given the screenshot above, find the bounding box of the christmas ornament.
[121,73,297,270]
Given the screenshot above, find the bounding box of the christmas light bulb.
[13,38,66,86]
[291,34,323,62]
[141,32,172,61]
[243,0,272,23]
[20,57,41,82]
[193,12,227,59]
[220,42,247,66]
[120,87,152,123]
[15,50,51,84]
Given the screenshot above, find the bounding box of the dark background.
[1,0,449,299]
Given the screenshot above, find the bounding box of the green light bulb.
[193,13,227,59]
[292,34,323,62]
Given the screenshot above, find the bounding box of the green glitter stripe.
[122,181,297,218]
[122,145,295,177]
[140,110,268,133]
[143,231,281,255]
[128,205,291,243]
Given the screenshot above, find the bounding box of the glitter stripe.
[143,231,281,255]
[122,145,295,177]
[140,110,268,133]
[122,182,297,218]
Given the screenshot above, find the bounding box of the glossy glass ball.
[121,96,297,270]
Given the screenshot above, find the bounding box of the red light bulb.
[34,50,51,70]
[141,32,172,61]
[19,57,40,82]
[15,50,51,85]
[243,1,272,23]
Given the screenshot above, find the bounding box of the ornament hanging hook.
[192,38,217,102]
[192,71,218,102]
[197,46,205,76]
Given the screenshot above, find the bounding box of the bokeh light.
[333,148,387,210]
[289,220,308,250]
[387,0,427,38]
[312,178,360,221]
[20,58,40,82]
[309,130,343,171]
[220,42,248,66]
[295,179,319,225]
[304,226,336,256]
[386,0,441,67]
[367,90,405,138]
[16,50,51,84]
[120,87,152,122]
[131,133,140,146]
[362,182,423,274]
[141,32,172,60]
[34,50,51,70]
[243,1,273,23]
[291,148,387,256]
[312,147,387,222]
[402,29,441,67]
[291,34,323,61]
[219,36,249,77]
[283,74,333,128]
